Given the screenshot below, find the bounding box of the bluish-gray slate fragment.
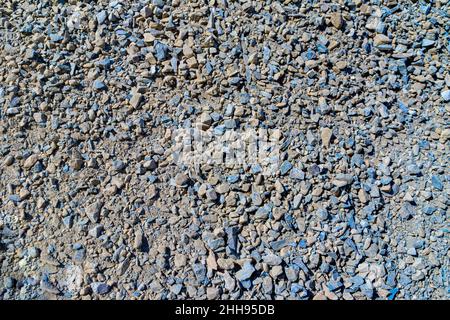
[289,167,305,180]
[236,262,255,281]
[91,282,110,295]
[226,226,239,255]
[154,41,169,61]
[431,176,443,191]
[441,90,450,101]
[96,11,107,24]
[421,39,435,48]
[280,161,293,175]
[192,263,207,283]
[93,80,106,90]
[270,239,288,251]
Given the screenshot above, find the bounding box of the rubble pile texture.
[0,0,449,300]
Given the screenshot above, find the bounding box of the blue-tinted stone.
[317,43,328,53]
[306,48,316,60]
[407,164,421,175]
[377,44,393,51]
[441,90,450,101]
[203,232,225,251]
[413,239,425,250]
[93,80,106,90]
[210,112,222,122]
[391,184,399,195]
[320,263,330,273]
[224,104,234,116]
[289,167,304,180]
[62,215,74,228]
[91,282,110,295]
[255,204,272,220]
[224,119,237,129]
[270,239,287,251]
[291,283,303,294]
[251,164,262,174]
[351,154,364,167]
[363,107,373,117]
[72,243,83,250]
[420,3,431,14]
[344,238,358,253]
[229,77,242,85]
[154,41,169,61]
[152,0,164,8]
[250,250,261,262]
[360,285,374,299]
[401,203,415,220]
[227,175,240,183]
[9,96,20,108]
[398,274,412,287]
[309,163,322,176]
[280,161,293,175]
[240,93,250,104]
[351,276,365,287]
[115,29,128,36]
[263,46,271,63]
[170,283,183,295]
[317,208,329,221]
[33,162,44,173]
[8,195,20,203]
[21,24,33,34]
[298,239,307,248]
[205,62,213,75]
[213,125,225,136]
[284,213,295,230]
[327,280,343,291]
[292,257,310,274]
[113,160,126,171]
[367,167,376,179]
[423,206,436,215]
[192,263,207,283]
[96,11,107,24]
[49,34,64,42]
[388,288,399,300]
[236,262,255,281]
[226,226,239,255]
[240,279,253,289]
[73,249,86,263]
[419,140,430,150]
[431,176,443,191]
[386,271,397,287]
[398,101,409,113]
[381,176,392,185]
[422,39,435,48]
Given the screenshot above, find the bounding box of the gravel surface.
[0,0,449,300]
